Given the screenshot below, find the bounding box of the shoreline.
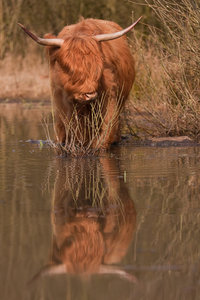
[1,100,199,148]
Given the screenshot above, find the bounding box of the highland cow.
[19,17,141,150]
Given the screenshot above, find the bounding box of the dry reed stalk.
[43,91,124,157]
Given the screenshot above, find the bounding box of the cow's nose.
[85,92,98,101]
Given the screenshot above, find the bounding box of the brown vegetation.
[128,0,200,141]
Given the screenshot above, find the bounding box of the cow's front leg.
[54,112,66,144]
[52,88,74,146]
[93,97,121,150]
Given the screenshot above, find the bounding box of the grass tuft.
[43,92,124,157]
[129,0,200,141]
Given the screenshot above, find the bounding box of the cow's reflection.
[33,156,136,282]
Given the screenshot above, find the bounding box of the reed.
[129,0,200,140]
[43,92,123,156]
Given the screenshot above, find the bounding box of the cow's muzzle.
[84,92,98,101]
[75,92,98,103]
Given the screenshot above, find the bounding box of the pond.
[0,103,200,300]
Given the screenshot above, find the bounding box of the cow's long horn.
[18,23,64,47]
[94,16,142,42]
[28,264,67,285]
[99,265,138,283]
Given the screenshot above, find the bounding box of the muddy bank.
[1,102,199,147]
[121,135,200,147]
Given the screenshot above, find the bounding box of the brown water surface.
[0,103,200,300]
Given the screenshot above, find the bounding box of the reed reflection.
[33,155,136,282]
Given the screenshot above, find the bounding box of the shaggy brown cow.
[19,17,141,149]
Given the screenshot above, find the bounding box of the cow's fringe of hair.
[43,91,124,157]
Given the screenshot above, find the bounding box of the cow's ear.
[43,34,60,58]
[78,15,84,22]
[44,33,57,39]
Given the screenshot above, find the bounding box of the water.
[0,103,200,300]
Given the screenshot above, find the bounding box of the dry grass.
[128,0,200,141]
[43,93,123,157]
[0,50,50,100]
